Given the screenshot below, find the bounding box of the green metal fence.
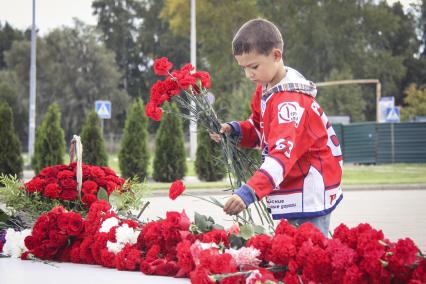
[334,122,426,164]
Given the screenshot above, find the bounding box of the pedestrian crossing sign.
[385,107,400,123]
[95,100,111,119]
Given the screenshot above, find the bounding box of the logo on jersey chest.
[277,102,305,127]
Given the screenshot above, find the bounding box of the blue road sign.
[385,107,400,123]
[95,100,111,119]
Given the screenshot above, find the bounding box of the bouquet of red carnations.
[24,162,125,208]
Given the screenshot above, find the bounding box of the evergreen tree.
[153,103,187,182]
[81,111,108,166]
[32,103,66,173]
[0,101,23,176]
[195,128,225,181]
[119,98,149,179]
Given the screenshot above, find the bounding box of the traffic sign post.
[95,100,112,135]
[385,107,400,123]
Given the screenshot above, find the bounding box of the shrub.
[81,111,108,166]
[0,101,23,176]
[195,128,225,181]
[32,103,66,173]
[119,98,150,179]
[153,103,187,181]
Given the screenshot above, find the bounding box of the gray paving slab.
[141,190,426,252]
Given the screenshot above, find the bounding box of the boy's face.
[235,49,283,86]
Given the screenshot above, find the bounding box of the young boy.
[211,18,343,236]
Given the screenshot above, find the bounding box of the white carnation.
[106,241,125,254]
[115,224,139,245]
[99,217,120,233]
[2,228,32,258]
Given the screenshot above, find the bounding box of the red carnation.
[169,180,185,200]
[25,177,45,193]
[82,193,97,207]
[82,180,98,195]
[275,219,297,237]
[246,234,272,261]
[90,167,106,178]
[145,101,163,121]
[60,178,77,191]
[176,240,195,275]
[57,170,74,180]
[60,188,78,201]
[270,234,296,266]
[153,57,173,76]
[44,183,61,199]
[39,166,59,178]
[193,71,211,89]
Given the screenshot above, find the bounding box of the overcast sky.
[0,0,422,35]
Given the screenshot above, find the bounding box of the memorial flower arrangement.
[0,163,147,226]
[1,199,425,284]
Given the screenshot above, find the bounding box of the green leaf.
[0,209,10,223]
[194,212,213,232]
[253,225,266,235]
[239,224,255,240]
[97,188,109,202]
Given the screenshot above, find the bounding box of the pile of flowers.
[1,199,425,284]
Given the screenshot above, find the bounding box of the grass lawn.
[108,155,426,189]
[23,154,426,189]
[342,163,426,185]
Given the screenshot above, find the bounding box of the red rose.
[145,101,163,121]
[153,57,173,76]
[44,183,61,199]
[169,180,185,200]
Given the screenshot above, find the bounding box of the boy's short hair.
[232,18,284,56]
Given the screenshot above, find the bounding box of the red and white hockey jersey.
[233,67,343,219]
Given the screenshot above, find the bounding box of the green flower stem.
[182,192,250,224]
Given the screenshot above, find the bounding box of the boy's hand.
[224,195,246,215]
[209,123,233,143]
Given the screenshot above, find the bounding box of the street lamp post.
[28,0,37,162]
[189,0,197,160]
